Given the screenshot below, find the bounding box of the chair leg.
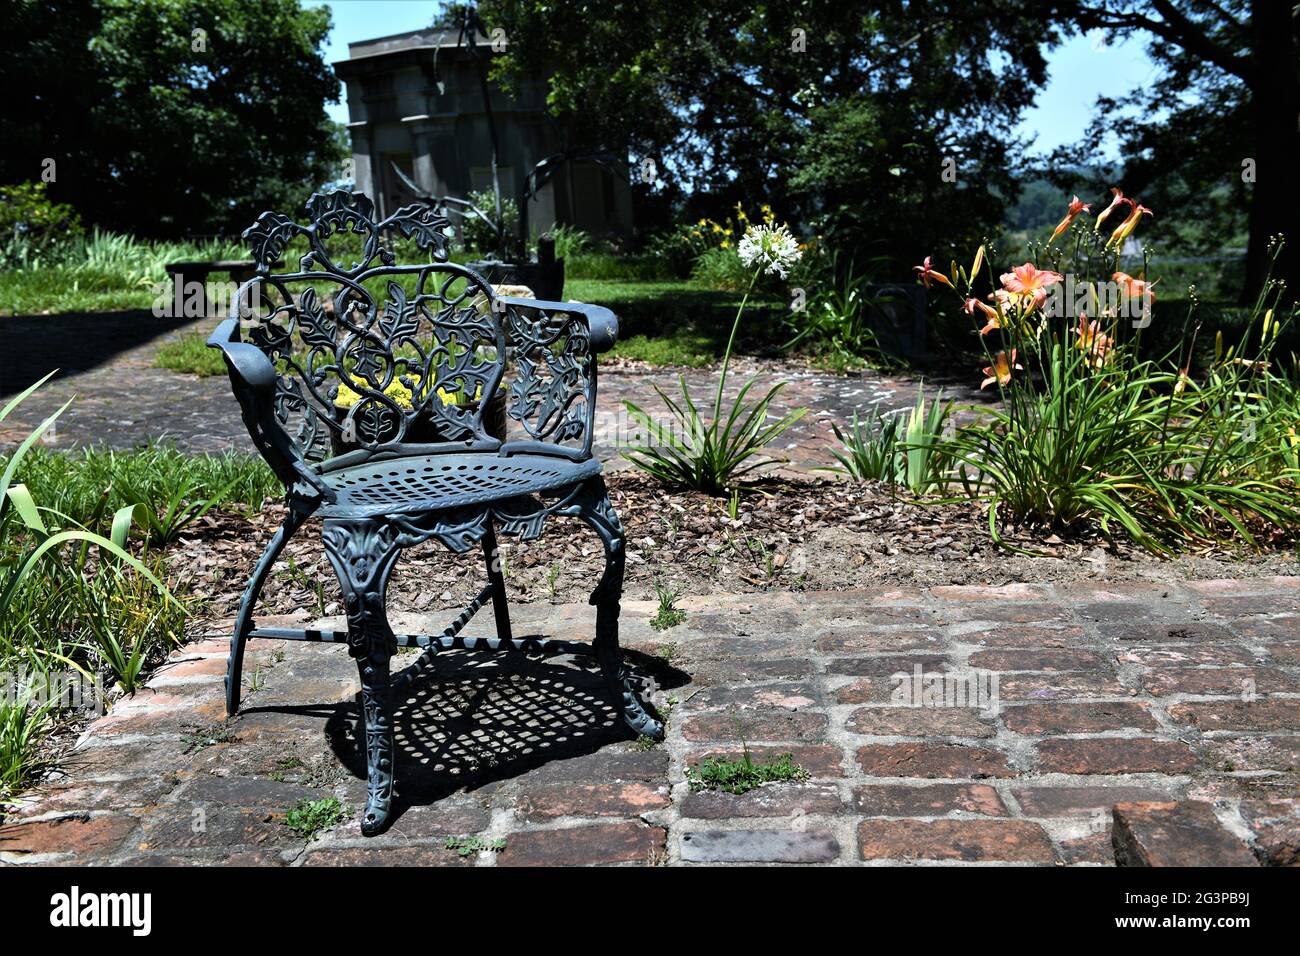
[227,508,305,715]
[481,520,513,642]
[322,517,403,836]
[575,478,663,740]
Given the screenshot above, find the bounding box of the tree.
[0,0,342,237]
[481,1,1057,266]
[1050,1,1299,301]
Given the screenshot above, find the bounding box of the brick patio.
[3,578,1296,866]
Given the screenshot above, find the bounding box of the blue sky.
[307,1,1157,157]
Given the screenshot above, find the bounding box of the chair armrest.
[207,318,277,390]
[496,297,619,353]
[205,318,332,505]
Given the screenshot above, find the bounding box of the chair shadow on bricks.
[244,645,688,829]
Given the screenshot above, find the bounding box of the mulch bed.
[167,471,1296,629]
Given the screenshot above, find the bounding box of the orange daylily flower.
[913,255,953,289]
[964,297,1001,336]
[998,262,1063,311]
[1001,262,1064,295]
[981,349,1023,389]
[1094,187,1132,232]
[1048,195,1092,245]
[1108,203,1153,248]
[1113,271,1158,305]
[1075,315,1113,368]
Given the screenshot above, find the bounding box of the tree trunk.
[1243,0,1300,304]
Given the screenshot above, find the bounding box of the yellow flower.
[335,374,415,409]
[334,373,482,410]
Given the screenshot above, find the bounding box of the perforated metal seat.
[315,453,603,518]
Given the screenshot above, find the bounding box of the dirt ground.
[171,472,1298,630]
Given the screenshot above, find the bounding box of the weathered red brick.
[1141,666,1290,697]
[680,828,839,863]
[847,706,995,737]
[0,814,137,858]
[998,672,1131,700]
[930,583,1049,602]
[681,783,843,819]
[971,625,1085,648]
[853,783,1007,817]
[1206,735,1300,772]
[1002,702,1157,735]
[856,743,1013,778]
[1112,801,1257,867]
[1117,645,1256,667]
[814,630,940,654]
[1266,642,1300,665]
[1167,699,1300,732]
[1238,798,1300,866]
[497,822,665,866]
[953,603,1073,624]
[681,710,827,742]
[1012,785,1175,818]
[1036,738,1197,775]
[968,648,1108,672]
[516,782,670,821]
[303,846,473,866]
[858,819,1056,862]
[825,654,951,677]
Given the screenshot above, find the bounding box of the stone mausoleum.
[335,24,634,240]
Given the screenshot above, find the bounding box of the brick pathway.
[4,578,1296,866]
[0,312,982,471]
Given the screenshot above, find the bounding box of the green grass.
[649,581,687,630]
[283,797,349,838]
[155,333,229,377]
[0,229,243,316]
[685,748,810,795]
[0,696,52,800]
[610,332,718,367]
[11,444,280,530]
[444,836,506,857]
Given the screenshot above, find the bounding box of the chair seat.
[314,452,602,518]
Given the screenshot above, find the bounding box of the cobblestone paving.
[0,312,984,472]
[4,579,1297,866]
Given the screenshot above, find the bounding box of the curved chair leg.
[481,519,513,642]
[575,478,664,740]
[322,517,403,836]
[227,507,306,715]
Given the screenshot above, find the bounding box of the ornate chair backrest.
[234,190,598,464]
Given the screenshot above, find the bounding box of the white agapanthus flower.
[737,222,803,279]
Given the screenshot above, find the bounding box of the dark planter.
[466,258,565,302]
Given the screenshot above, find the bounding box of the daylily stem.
[713,269,761,423]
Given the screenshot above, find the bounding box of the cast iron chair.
[208,190,661,835]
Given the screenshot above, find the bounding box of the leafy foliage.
[686,748,810,795]
[485,0,1055,263]
[0,0,343,237]
[283,797,349,838]
[826,385,954,495]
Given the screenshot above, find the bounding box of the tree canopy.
[1048,1,1299,300]
[1,0,342,237]
[483,0,1059,266]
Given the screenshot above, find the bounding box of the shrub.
[0,181,82,266]
[459,187,519,257]
[923,196,1300,553]
[785,253,892,366]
